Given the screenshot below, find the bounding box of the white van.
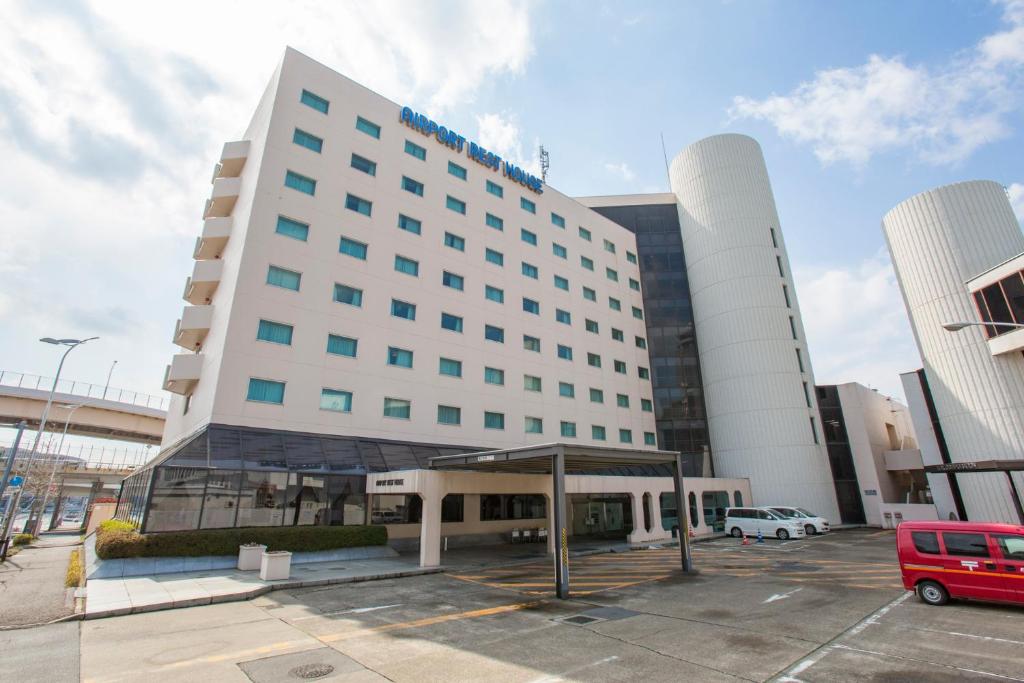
[724,507,806,540]
[764,506,830,535]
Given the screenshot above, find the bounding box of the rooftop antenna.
[539,145,550,182]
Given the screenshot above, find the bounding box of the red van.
[897,520,1024,606]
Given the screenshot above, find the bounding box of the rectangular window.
[796,348,805,373]
[609,297,621,311]
[942,532,990,557]
[592,425,606,441]
[612,328,624,341]
[911,531,940,555]
[320,388,352,413]
[552,243,567,259]
[326,334,357,357]
[583,287,596,302]
[626,251,638,264]
[404,139,426,160]
[520,228,537,246]
[555,309,571,325]
[551,212,565,228]
[300,89,329,114]
[606,267,618,282]
[442,271,464,291]
[523,335,541,352]
[589,388,604,403]
[520,197,536,213]
[394,255,419,276]
[587,352,601,368]
[448,161,467,180]
[485,325,504,343]
[585,319,599,334]
[629,278,640,291]
[267,265,301,291]
[437,405,461,425]
[521,262,538,279]
[383,398,411,419]
[522,297,540,315]
[484,367,505,385]
[486,180,504,198]
[632,306,644,320]
[581,256,594,271]
[387,347,413,368]
[557,344,573,360]
[439,357,462,377]
[789,316,798,340]
[345,193,372,216]
[256,320,293,345]
[777,255,785,278]
[355,116,381,139]
[293,128,323,153]
[397,214,421,235]
[603,239,616,254]
[810,416,819,444]
[783,285,791,308]
[561,421,577,438]
[284,170,316,195]
[444,232,465,251]
[339,236,368,259]
[641,398,653,412]
[770,226,779,248]
[524,375,542,392]
[484,411,505,430]
[525,416,543,433]
[639,366,650,380]
[446,195,466,214]
[635,336,647,349]
[276,216,309,241]
[485,213,504,231]
[350,153,376,176]
[644,432,656,446]
[441,312,463,332]
[247,378,285,404]
[803,381,811,408]
[391,299,416,320]
[614,360,627,374]
[579,226,592,241]
[616,394,630,408]
[559,382,575,398]
[485,285,504,303]
[402,176,424,196]
[485,248,504,266]
[554,275,569,291]
[619,429,633,444]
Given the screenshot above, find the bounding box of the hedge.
[12,534,34,547]
[95,524,387,559]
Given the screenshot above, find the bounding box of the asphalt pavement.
[0,533,79,627]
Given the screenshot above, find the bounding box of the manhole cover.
[561,615,601,625]
[289,663,336,679]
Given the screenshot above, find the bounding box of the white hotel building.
[115,48,840,554]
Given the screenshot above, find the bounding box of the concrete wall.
[900,370,960,520]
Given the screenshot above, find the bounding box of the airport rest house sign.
[400,106,544,194]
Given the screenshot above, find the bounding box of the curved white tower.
[669,134,840,520]
[883,180,1024,522]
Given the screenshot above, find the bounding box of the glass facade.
[814,385,868,525]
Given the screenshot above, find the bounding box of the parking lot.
[75,529,1024,682]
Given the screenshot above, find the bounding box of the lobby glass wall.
[815,385,868,525]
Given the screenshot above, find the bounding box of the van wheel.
[730,527,743,538]
[805,524,816,536]
[917,580,948,606]
[776,529,790,540]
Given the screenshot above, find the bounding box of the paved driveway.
[0,533,78,627]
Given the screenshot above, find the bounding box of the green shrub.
[12,534,34,547]
[98,519,137,534]
[95,524,387,560]
[65,549,84,588]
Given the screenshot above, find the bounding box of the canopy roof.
[429,442,681,475]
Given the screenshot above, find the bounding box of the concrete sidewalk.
[0,533,80,628]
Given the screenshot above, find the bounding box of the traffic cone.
[741,533,751,546]
[756,529,764,544]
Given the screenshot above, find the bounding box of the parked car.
[764,506,831,535]
[896,520,1024,607]
[724,507,806,540]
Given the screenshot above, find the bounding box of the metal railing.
[0,370,169,411]
[0,441,156,473]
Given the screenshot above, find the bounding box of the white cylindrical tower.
[883,180,1024,522]
[669,134,840,521]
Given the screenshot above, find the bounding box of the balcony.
[163,353,203,395]
[203,176,241,218]
[884,449,924,471]
[986,327,1024,356]
[183,259,223,304]
[173,305,213,350]
[193,217,232,260]
[217,140,250,178]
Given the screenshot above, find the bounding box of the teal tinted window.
[247,378,285,404]
[520,197,536,213]
[559,382,575,398]
[326,334,357,357]
[603,239,616,254]
[397,214,421,234]
[619,429,633,444]
[585,319,599,334]
[524,375,542,392]
[484,367,504,385]
[587,353,601,368]
[581,256,594,271]
[555,309,571,325]
[285,170,316,195]
[394,255,419,276]
[522,298,540,315]
[293,128,323,153]
[551,213,565,228]
[521,228,537,246]
[485,213,503,231]
[552,243,567,259]
[579,226,592,241]
[592,425,606,441]
[485,325,504,343]
[439,358,462,377]
[345,194,372,216]
[612,328,624,341]
[485,285,504,303]
[339,237,367,259]
[560,421,577,438]
[554,275,569,290]
[639,366,650,379]
[626,251,638,264]
[267,265,301,291]
[641,398,653,412]
[446,195,466,214]
[404,140,426,160]
[257,320,293,345]
[606,267,618,282]
[589,388,603,403]
[300,89,329,114]
[521,262,538,279]
[387,347,413,368]
[356,116,381,138]
[448,161,467,180]
[437,405,461,425]
[525,416,543,433]
[333,284,362,306]
[485,249,504,266]
[441,313,463,332]
[583,287,596,302]
[632,306,644,320]
[350,153,376,176]
[644,432,656,446]
[444,232,465,251]
[616,394,630,408]
[635,336,647,349]
[320,388,352,413]
[609,297,621,311]
[486,180,504,198]
[276,216,309,241]
[629,278,640,291]
[402,176,424,196]
[391,299,416,320]
[442,271,464,290]
[383,398,411,419]
[557,345,572,360]
[614,360,627,374]
[523,335,541,352]
[484,411,505,430]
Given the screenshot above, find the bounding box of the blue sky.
[1,0,1022,449]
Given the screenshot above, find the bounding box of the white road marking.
[846,591,912,636]
[291,604,402,621]
[527,655,620,682]
[832,644,1024,682]
[763,587,803,603]
[909,627,1024,647]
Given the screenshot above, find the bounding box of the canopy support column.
[552,448,569,599]
[673,454,693,573]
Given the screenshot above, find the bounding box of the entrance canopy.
[925,460,1024,523]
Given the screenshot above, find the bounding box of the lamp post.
[942,321,1024,332]
[1,337,97,539]
[33,402,89,534]
[102,360,118,400]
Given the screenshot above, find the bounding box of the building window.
[589,388,604,403]
[397,214,421,235]
[632,307,644,320]
[629,278,640,291]
[404,139,426,160]
[555,309,571,325]
[444,232,465,251]
[796,348,805,372]
[561,421,577,438]
[257,320,293,345]
[776,255,785,278]
[485,248,504,266]
[810,416,819,444]
[485,325,504,343]
[581,256,594,271]
[523,335,541,352]
[554,275,569,291]
[484,411,505,430]
[803,381,812,407]
[442,271,464,291]
[783,285,791,308]
[611,328,624,342]
[606,267,618,282]
[276,216,309,241]
[789,316,798,340]
[350,153,376,176]
[559,382,575,398]
[486,180,504,198]
[635,336,647,349]
[770,226,779,248]
[579,226,592,241]
[609,297,621,311]
[247,378,285,404]
[402,176,424,196]
[327,334,357,357]
[437,405,461,425]
[557,344,573,360]
[391,299,416,320]
[603,239,616,254]
[583,287,596,302]
[345,193,372,216]
[524,375,542,392]
[448,161,467,180]
[615,394,629,408]
[551,212,565,228]
[480,494,546,521]
[387,347,413,368]
[641,398,653,412]
[521,262,538,279]
[284,170,316,195]
[293,128,323,153]
[521,228,537,246]
[339,236,368,259]
[355,116,381,138]
[394,255,419,276]
[320,388,352,413]
[587,352,601,368]
[638,366,650,380]
[441,313,463,333]
[383,398,411,419]
[485,213,504,231]
[446,195,466,214]
[267,265,301,291]
[300,89,329,114]
[525,416,543,433]
[626,251,637,264]
[614,360,627,374]
[439,357,462,377]
[592,425,606,441]
[552,243,567,259]
[644,432,656,446]
[520,197,536,213]
[522,297,540,315]
[484,367,505,385]
[485,285,504,303]
[619,429,632,444]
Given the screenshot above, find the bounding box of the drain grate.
[289,663,335,679]
[561,615,602,625]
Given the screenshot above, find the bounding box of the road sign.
[8,476,22,487]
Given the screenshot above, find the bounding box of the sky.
[1,0,1023,450]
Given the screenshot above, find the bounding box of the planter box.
[238,544,267,570]
[259,551,292,580]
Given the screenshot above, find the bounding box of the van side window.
[996,535,1024,560]
[942,532,990,557]
[758,510,771,520]
[911,531,939,554]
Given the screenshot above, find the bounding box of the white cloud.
[475,112,542,175]
[1008,183,1024,222]
[794,250,921,401]
[603,162,636,182]
[730,1,1024,166]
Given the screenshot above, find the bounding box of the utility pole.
[0,421,27,560]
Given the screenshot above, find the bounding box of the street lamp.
[33,402,89,534]
[942,321,1024,332]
